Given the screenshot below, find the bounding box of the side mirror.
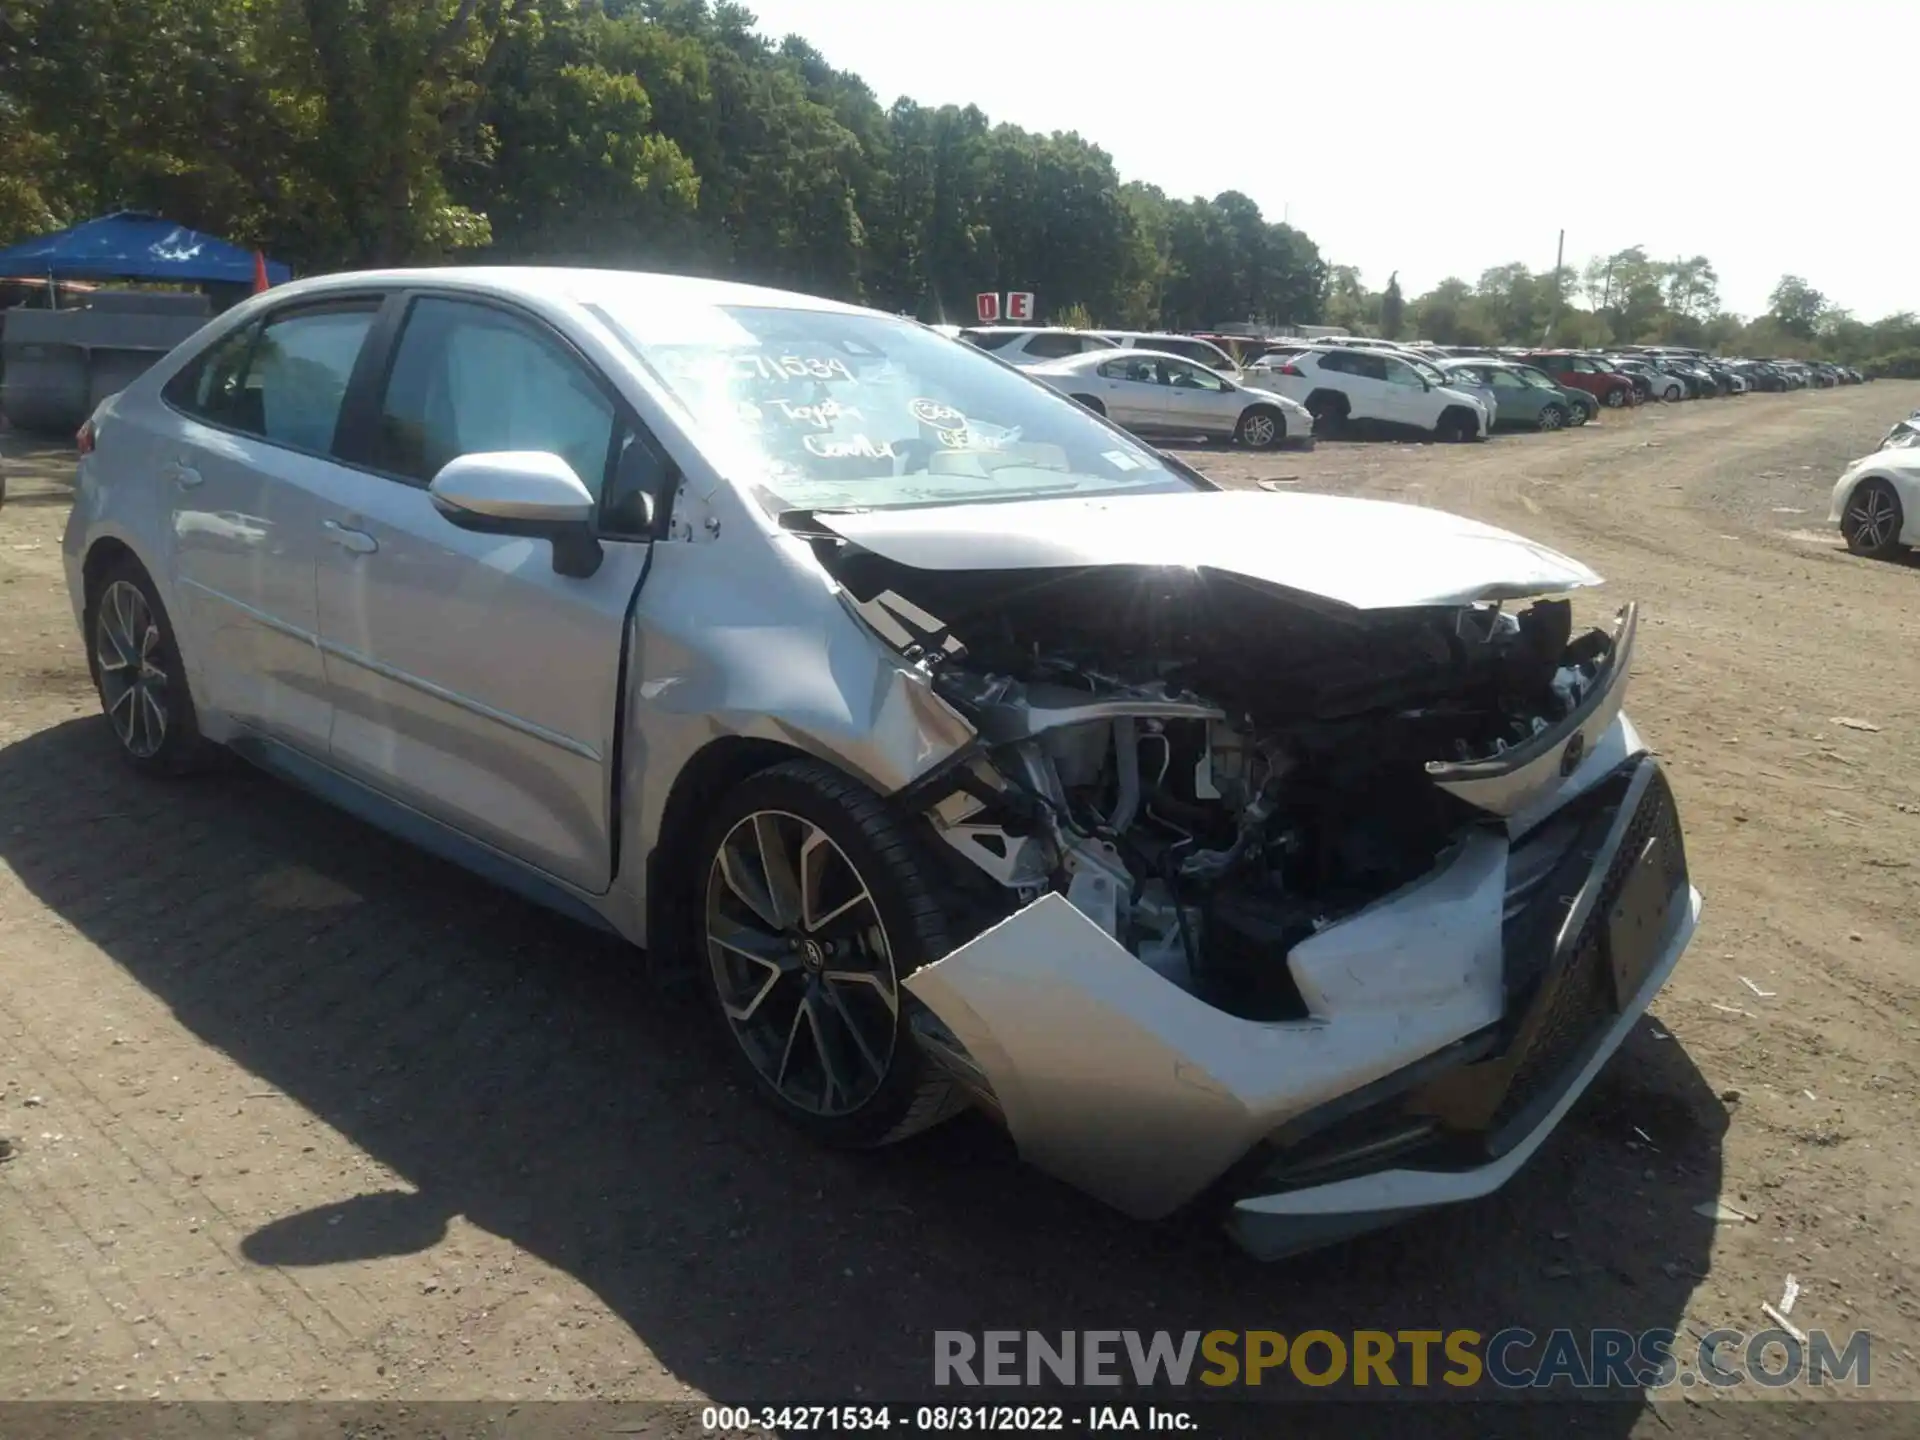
[428,451,604,579]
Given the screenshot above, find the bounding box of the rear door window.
[1023,332,1086,360]
[164,301,380,454]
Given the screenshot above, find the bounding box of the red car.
[1516,352,1640,409]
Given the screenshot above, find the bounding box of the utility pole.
[1541,228,1564,346]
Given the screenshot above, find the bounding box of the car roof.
[1039,348,1214,368]
[959,324,1100,337]
[1101,330,1228,345]
[250,265,873,318]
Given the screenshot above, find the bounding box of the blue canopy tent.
[0,214,292,435]
[0,211,291,285]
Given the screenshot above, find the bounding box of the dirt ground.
[2,385,1917,1434]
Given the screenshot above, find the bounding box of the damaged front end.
[806,510,1700,1255]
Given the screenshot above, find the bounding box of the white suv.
[1254,347,1489,440]
[958,327,1118,367]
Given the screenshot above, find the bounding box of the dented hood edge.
[815,489,1603,611]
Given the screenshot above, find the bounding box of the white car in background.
[1028,349,1313,449]
[1388,348,1499,428]
[1247,346,1490,440]
[1830,443,1920,559]
[958,326,1118,367]
[1097,331,1241,375]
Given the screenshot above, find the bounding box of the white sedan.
[1025,349,1314,449]
[1830,442,1920,559]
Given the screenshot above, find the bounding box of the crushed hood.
[817,490,1601,610]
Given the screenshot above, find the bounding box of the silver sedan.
[64,267,1699,1259]
[1026,348,1314,448]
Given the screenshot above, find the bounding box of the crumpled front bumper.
[904,721,1699,1256]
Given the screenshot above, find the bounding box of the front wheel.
[1537,403,1566,431]
[1235,405,1285,449]
[1070,393,1106,416]
[1602,387,1628,408]
[1841,479,1906,559]
[694,759,966,1148]
[1662,384,1683,402]
[1436,408,1479,443]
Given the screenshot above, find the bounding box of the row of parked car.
[946,324,1865,449]
[1415,346,1865,403]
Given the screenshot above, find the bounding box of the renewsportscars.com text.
[934,1328,1872,1391]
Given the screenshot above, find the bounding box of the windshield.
[592,303,1197,513]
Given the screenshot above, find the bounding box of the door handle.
[324,519,378,555]
[162,461,204,490]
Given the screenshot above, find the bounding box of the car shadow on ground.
[0,716,1732,1434]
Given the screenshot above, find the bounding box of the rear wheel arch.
[82,536,142,608]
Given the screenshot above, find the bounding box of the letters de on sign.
[975,292,1000,323]
[1005,291,1035,322]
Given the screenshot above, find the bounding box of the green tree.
[1768,275,1828,339]
[1378,271,1405,339]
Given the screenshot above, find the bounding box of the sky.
[741,0,1914,320]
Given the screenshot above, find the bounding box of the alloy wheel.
[1241,412,1278,447]
[1603,388,1627,408]
[1539,405,1564,431]
[705,809,900,1117]
[1845,484,1900,554]
[95,579,169,759]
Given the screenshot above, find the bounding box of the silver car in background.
[1025,348,1314,449]
[64,267,1700,1259]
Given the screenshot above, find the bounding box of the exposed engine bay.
[822,549,1625,1021]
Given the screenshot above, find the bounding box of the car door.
[1093,355,1167,430]
[313,291,657,894]
[158,296,383,755]
[1378,355,1437,428]
[1330,350,1392,421]
[1155,357,1235,433]
[1486,366,1533,422]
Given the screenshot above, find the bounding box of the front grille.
[1494,763,1687,1128]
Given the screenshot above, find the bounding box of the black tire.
[1437,407,1479,443]
[1070,393,1106,416]
[1602,387,1628,408]
[1537,403,1566,431]
[1840,478,1906,560]
[1234,404,1286,449]
[1567,402,1590,427]
[1305,391,1349,435]
[83,556,213,777]
[692,758,966,1149]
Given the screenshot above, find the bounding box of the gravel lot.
[2,386,1917,1434]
